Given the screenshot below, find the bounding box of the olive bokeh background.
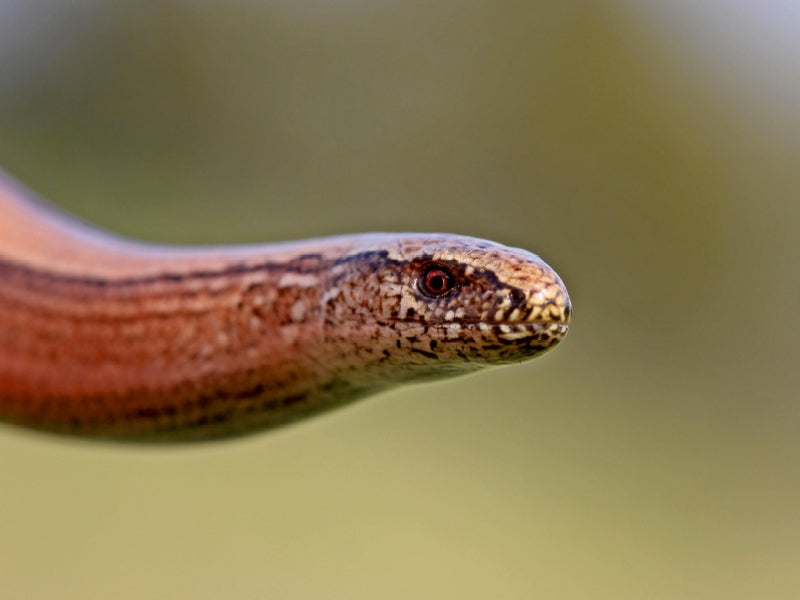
[1,1,798,598]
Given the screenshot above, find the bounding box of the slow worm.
[0,170,571,441]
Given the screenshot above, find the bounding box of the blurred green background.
[1,1,799,598]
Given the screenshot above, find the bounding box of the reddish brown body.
[0,171,571,441]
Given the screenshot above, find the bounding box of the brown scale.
[0,169,571,441]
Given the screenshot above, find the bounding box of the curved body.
[0,171,571,441]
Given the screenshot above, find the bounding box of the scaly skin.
[0,170,571,441]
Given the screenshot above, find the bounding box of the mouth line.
[440,320,568,329]
[391,317,569,329]
[447,321,569,344]
[386,319,569,348]
[397,319,570,343]
[471,321,568,335]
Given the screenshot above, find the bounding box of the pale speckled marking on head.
[318,234,571,390]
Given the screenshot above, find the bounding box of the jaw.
[472,321,568,342]
[437,321,569,364]
[326,318,569,396]
[385,319,569,367]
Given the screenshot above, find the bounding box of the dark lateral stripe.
[0,254,336,290]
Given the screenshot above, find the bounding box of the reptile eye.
[421,266,455,296]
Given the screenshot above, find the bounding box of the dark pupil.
[429,274,445,291]
[425,269,450,293]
